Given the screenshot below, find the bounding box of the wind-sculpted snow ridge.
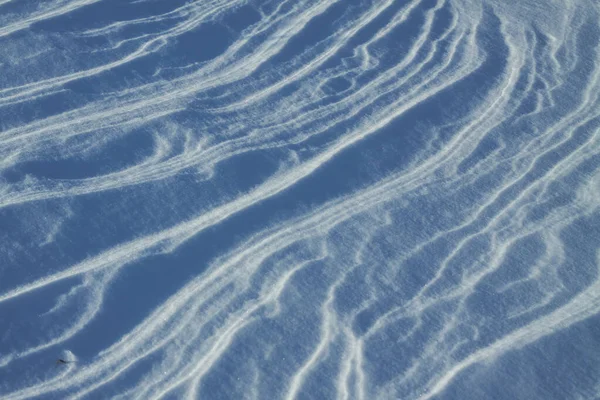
[1,0,600,398]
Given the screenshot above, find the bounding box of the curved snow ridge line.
[372,205,593,387]
[0,0,451,153]
[387,199,586,382]
[140,243,334,399]
[65,101,540,393]
[0,0,243,103]
[0,115,437,351]
[0,0,321,106]
[349,39,600,392]
[0,269,117,368]
[0,0,431,142]
[1,173,396,398]
[31,200,390,397]
[0,15,466,210]
[372,220,591,398]
[281,250,376,400]
[0,82,187,148]
[0,0,273,113]
[200,0,445,117]
[109,157,584,400]
[365,121,600,341]
[0,0,102,39]
[0,75,516,394]
[208,0,435,113]
[420,256,600,400]
[370,161,590,337]
[0,19,482,311]
[214,0,461,142]
[367,144,600,396]
[140,218,395,399]
[87,215,387,399]
[75,0,226,37]
[0,20,477,213]
[0,5,536,318]
[413,116,600,303]
[0,0,355,157]
[0,10,460,166]
[0,1,472,211]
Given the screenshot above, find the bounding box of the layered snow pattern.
[1,0,600,399]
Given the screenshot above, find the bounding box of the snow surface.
[0,0,599,399]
